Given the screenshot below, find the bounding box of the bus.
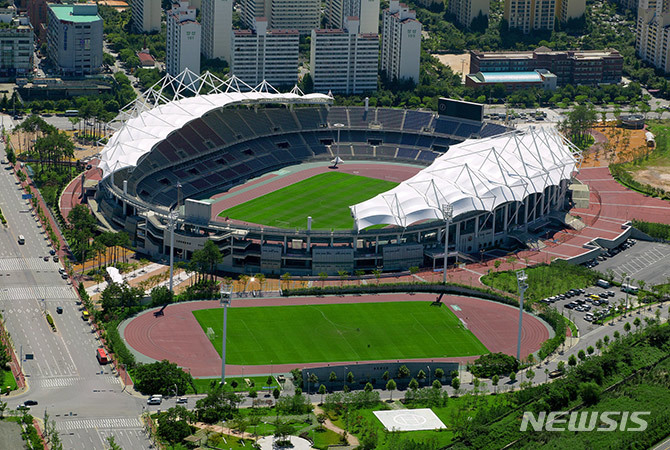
[96,348,108,365]
[65,110,79,117]
[17,235,24,245]
[621,283,639,295]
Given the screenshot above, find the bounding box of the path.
[313,405,359,447]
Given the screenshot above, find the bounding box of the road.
[0,142,152,449]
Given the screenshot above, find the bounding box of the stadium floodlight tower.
[220,282,233,385]
[516,269,529,360]
[334,123,345,157]
[168,210,179,292]
[441,203,453,284]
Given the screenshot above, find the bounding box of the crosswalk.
[0,257,58,272]
[55,417,143,431]
[37,375,120,389]
[0,286,77,301]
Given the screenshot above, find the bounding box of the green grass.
[193,302,488,365]
[481,260,599,302]
[189,376,280,394]
[218,172,398,230]
[1,370,16,393]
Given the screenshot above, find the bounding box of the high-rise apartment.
[231,17,299,86]
[241,0,319,34]
[310,17,379,94]
[326,0,379,34]
[166,1,201,77]
[132,0,161,33]
[448,0,490,28]
[381,0,421,83]
[202,0,232,61]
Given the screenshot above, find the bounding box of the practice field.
[192,302,489,365]
[217,172,398,229]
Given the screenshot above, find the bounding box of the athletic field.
[217,172,398,229]
[192,302,489,365]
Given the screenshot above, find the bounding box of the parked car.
[53,256,59,262]
[43,256,49,261]
[56,306,63,314]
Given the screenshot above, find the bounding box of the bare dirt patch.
[630,166,670,191]
[432,53,470,76]
[581,125,648,167]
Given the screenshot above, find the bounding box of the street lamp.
[441,203,453,284]
[220,283,232,385]
[625,276,631,317]
[516,269,528,361]
[334,123,345,158]
[168,210,178,293]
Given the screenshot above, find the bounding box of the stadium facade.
[95,71,582,275]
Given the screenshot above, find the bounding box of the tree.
[318,384,327,403]
[386,379,396,400]
[346,371,355,384]
[451,376,460,391]
[281,272,292,290]
[634,316,642,331]
[579,382,601,405]
[603,335,610,345]
[329,371,337,383]
[273,387,280,401]
[491,375,499,393]
[562,104,597,148]
[577,349,586,361]
[317,413,327,431]
[557,360,566,374]
[525,369,535,382]
[624,321,631,333]
[587,345,594,356]
[106,436,122,450]
[408,378,419,390]
[372,268,382,284]
[134,360,194,396]
[595,339,603,354]
[381,370,389,382]
[416,369,426,382]
[354,269,365,285]
[150,285,174,307]
[397,365,410,379]
[364,382,373,392]
[509,371,517,383]
[319,271,328,288]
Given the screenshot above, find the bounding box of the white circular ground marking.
[393,413,427,426]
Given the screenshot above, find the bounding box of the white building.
[131,0,161,33]
[0,14,33,77]
[46,4,103,76]
[556,0,585,22]
[327,0,380,34]
[242,0,319,34]
[381,0,421,83]
[448,0,490,28]
[636,0,670,72]
[202,0,232,62]
[166,1,201,78]
[504,0,556,33]
[310,17,379,94]
[231,18,299,86]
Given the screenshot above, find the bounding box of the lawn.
[1,371,16,393]
[217,172,398,230]
[189,376,281,394]
[192,302,488,365]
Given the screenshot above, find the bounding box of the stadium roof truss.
[350,127,582,229]
[99,69,333,178]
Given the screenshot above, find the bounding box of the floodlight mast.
[334,123,345,158]
[441,203,453,284]
[220,283,232,385]
[516,269,529,361]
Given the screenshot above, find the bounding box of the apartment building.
[381,0,421,83]
[326,0,380,34]
[448,0,490,28]
[310,17,379,94]
[241,0,319,34]
[202,0,232,61]
[231,17,299,86]
[166,0,201,77]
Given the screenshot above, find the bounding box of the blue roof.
[479,72,543,83]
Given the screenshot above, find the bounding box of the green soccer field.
[192,302,489,365]
[217,172,398,229]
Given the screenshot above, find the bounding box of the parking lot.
[595,241,670,287]
[541,282,639,334]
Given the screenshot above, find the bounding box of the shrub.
[469,352,519,378]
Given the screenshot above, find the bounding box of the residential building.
[504,0,554,33]
[469,47,623,85]
[166,0,201,77]
[636,0,670,72]
[448,0,490,28]
[131,0,161,33]
[614,0,638,9]
[46,4,103,76]
[0,14,33,77]
[27,0,49,42]
[327,0,380,34]
[202,0,232,61]
[466,70,558,90]
[556,0,585,22]
[242,0,319,34]
[310,17,379,94]
[381,0,421,83]
[231,18,299,86]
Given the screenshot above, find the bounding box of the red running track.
[123,294,549,377]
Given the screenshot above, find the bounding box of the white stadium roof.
[99,70,332,179]
[350,127,581,229]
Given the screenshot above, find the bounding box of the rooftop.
[49,4,102,23]
[476,71,543,83]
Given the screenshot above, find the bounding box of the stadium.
[95,70,582,276]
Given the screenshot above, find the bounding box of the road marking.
[55,417,143,431]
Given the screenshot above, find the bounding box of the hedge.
[106,320,136,369]
[537,308,567,360]
[281,282,530,311]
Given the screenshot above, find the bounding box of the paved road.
[0,144,152,449]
